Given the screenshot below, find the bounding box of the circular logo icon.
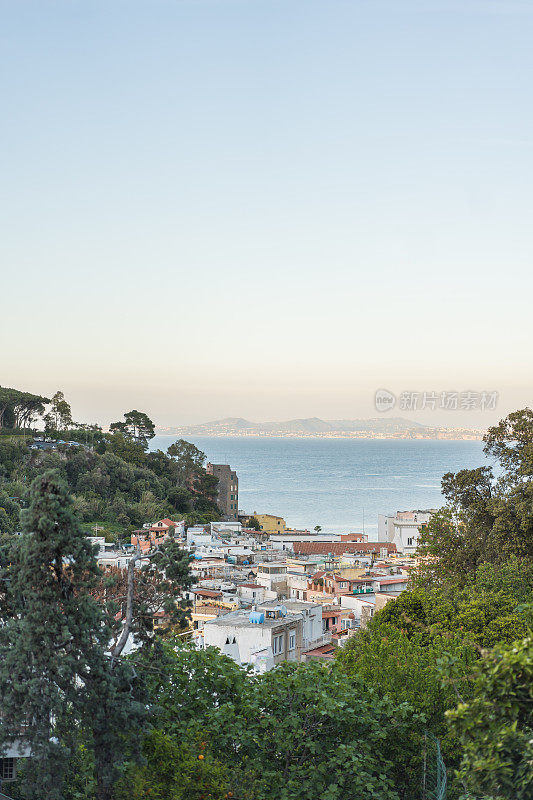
[375,389,396,412]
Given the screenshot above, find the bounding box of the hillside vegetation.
[0,388,221,534]
[0,402,531,800]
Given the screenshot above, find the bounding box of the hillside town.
[0,390,531,800]
[87,461,433,672]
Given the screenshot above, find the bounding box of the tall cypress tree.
[0,470,143,799]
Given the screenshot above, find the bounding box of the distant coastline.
[157,416,484,441]
[158,432,484,440]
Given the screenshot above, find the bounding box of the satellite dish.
[280,605,287,616]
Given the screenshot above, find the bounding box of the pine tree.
[0,470,143,799]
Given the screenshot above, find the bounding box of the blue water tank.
[194,554,203,560]
[249,611,265,624]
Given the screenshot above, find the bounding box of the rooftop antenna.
[362,508,365,537]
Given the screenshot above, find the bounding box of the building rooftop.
[294,541,398,556]
[205,609,301,629]
[193,604,230,616]
[304,643,336,658]
[193,589,223,598]
[259,599,319,613]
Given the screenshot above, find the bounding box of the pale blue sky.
[1,0,532,427]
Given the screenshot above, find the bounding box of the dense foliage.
[132,642,425,800]
[93,541,195,652]
[337,409,533,799]
[1,403,532,800]
[447,635,533,799]
[416,408,533,586]
[0,386,49,430]
[0,471,144,800]
[0,394,220,533]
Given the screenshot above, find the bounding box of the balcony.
[301,633,332,652]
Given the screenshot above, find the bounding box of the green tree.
[447,635,533,799]
[0,386,49,430]
[110,410,155,448]
[136,641,249,739]
[167,485,192,513]
[0,471,143,800]
[167,439,206,486]
[337,623,476,731]
[137,644,425,800]
[218,660,422,800]
[96,542,195,656]
[0,391,219,533]
[114,729,228,800]
[417,408,533,587]
[336,619,478,786]
[105,432,148,466]
[364,562,532,650]
[49,390,73,431]
[0,491,20,532]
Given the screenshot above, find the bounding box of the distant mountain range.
[156,417,484,440]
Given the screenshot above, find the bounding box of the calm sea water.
[150,436,489,535]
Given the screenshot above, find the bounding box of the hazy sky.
[2,0,532,428]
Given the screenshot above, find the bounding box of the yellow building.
[252,512,287,535]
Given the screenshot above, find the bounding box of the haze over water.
[151,436,488,534]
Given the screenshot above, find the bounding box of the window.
[272,634,284,655]
[289,632,296,650]
[0,758,15,781]
[407,537,413,546]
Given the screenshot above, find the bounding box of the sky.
[1,0,532,429]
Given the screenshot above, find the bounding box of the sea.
[150,436,490,536]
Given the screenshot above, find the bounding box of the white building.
[374,576,409,594]
[269,533,366,551]
[186,526,214,547]
[203,606,303,671]
[210,521,242,536]
[377,510,434,555]
[89,537,137,570]
[203,600,327,671]
[97,550,136,570]
[255,562,288,594]
[340,591,400,628]
[258,599,324,649]
[287,572,309,600]
[217,543,255,560]
[340,593,376,622]
[237,583,273,604]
